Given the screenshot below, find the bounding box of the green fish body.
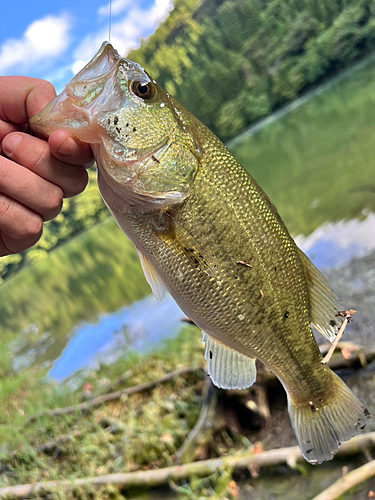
[30,42,370,463]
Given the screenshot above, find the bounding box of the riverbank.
[2,318,375,499]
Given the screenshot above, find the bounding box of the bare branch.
[26,366,201,423]
[311,458,375,500]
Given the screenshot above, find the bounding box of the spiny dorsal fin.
[297,248,340,343]
[136,249,166,301]
[201,331,257,389]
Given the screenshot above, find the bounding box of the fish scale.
[29,41,370,464]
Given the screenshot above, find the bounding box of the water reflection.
[296,212,375,269]
[230,58,375,239]
[49,294,183,381]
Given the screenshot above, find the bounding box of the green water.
[230,58,375,238]
[2,57,375,369]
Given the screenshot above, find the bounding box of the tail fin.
[288,371,371,464]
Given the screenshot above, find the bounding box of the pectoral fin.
[137,249,166,301]
[298,249,340,343]
[164,213,218,278]
[201,331,257,389]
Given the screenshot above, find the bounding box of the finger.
[0,120,23,146]
[0,77,56,123]
[0,155,63,221]
[1,132,88,199]
[48,130,94,168]
[0,193,42,256]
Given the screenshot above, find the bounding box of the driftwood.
[311,458,375,500]
[27,366,201,422]
[1,432,375,498]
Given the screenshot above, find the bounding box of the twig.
[236,260,252,268]
[36,430,82,453]
[101,369,134,394]
[26,366,202,423]
[175,377,218,464]
[311,458,375,500]
[1,432,375,498]
[321,310,356,365]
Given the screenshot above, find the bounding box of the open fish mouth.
[29,43,122,141]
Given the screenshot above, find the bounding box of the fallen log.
[1,432,375,498]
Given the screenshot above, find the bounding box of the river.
[1,55,375,380]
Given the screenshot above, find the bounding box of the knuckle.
[74,171,89,195]
[0,160,11,189]
[30,143,50,173]
[44,185,63,218]
[23,213,43,239]
[0,193,13,217]
[38,80,56,98]
[64,170,88,198]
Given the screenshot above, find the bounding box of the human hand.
[0,76,94,257]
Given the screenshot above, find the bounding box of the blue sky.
[0,0,173,93]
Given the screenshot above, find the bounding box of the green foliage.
[130,0,375,141]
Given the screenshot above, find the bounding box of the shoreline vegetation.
[1,326,375,499]
[2,0,375,282]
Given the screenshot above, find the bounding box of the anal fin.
[201,331,257,390]
[137,249,167,301]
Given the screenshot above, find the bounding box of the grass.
[0,325,246,499]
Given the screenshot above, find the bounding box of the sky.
[0,0,173,93]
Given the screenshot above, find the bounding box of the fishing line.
[108,0,112,42]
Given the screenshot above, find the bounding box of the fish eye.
[131,80,155,99]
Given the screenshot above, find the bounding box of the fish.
[29,42,370,464]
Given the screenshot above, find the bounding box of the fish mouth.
[29,43,122,141]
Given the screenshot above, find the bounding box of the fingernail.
[57,136,78,156]
[3,134,22,156]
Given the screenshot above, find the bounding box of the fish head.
[29,42,200,208]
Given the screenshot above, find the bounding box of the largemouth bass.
[29,42,370,464]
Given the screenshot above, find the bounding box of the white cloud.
[72,0,173,76]
[0,14,72,74]
[98,0,132,17]
[72,60,88,75]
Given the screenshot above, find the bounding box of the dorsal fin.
[136,249,167,301]
[201,331,257,389]
[298,249,340,343]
